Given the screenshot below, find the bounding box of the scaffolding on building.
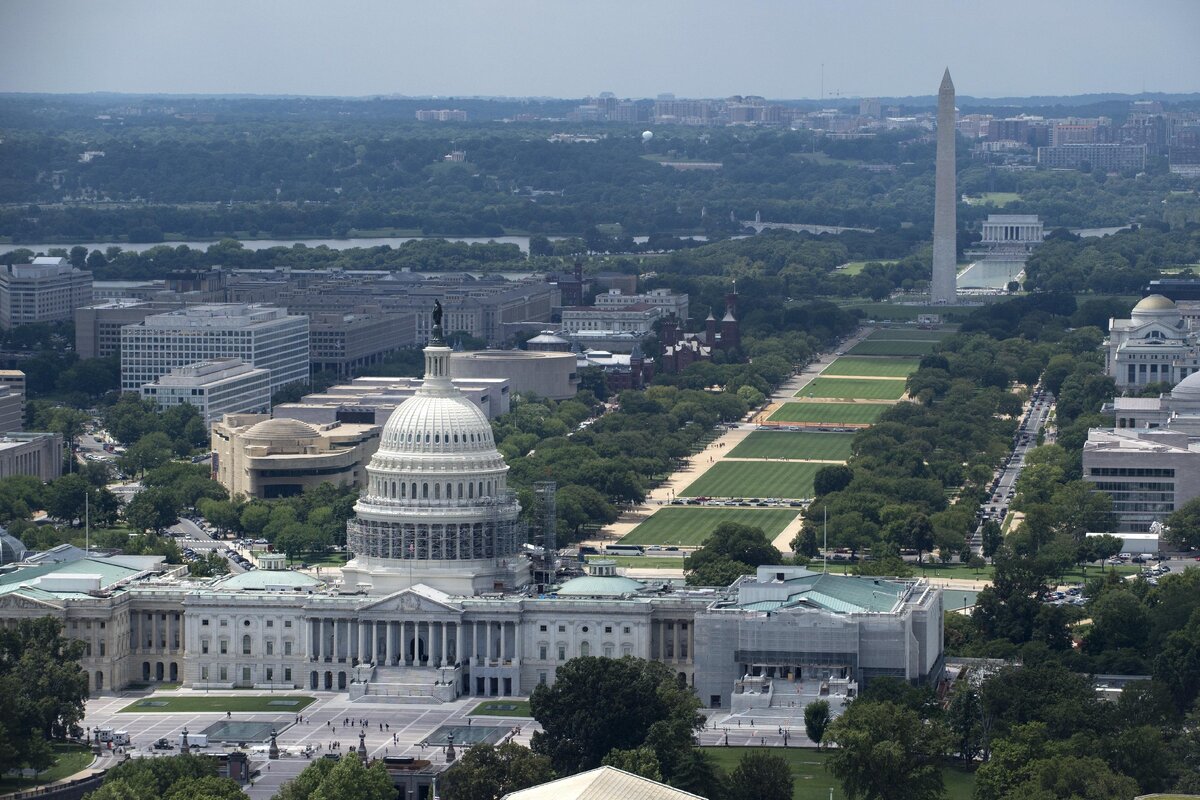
[529,481,557,590]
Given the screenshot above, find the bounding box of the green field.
[621,507,800,546]
[589,556,688,569]
[768,402,886,425]
[838,259,896,275]
[700,747,976,800]
[823,357,921,378]
[847,339,936,357]
[119,695,316,713]
[729,431,856,461]
[866,328,953,341]
[680,462,821,499]
[978,191,1021,206]
[469,700,532,717]
[794,378,907,401]
[0,743,94,791]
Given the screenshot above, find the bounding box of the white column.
[440,622,448,667]
[672,622,680,662]
[500,621,507,662]
[332,619,340,663]
[687,622,694,664]
[456,622,464,666]
[357,621,366,664]
[386,621,395,665]
[317,619,326,661]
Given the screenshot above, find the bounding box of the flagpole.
[823,505,828,574]
[85,491,90,557]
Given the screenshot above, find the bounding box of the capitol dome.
[343,318,528,596]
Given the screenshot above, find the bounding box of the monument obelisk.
[931,68,957,304]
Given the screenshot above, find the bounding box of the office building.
[593,288,689,321]
[120,304,309,393]
[1037,143,1147,171]
[309,311,417,377]
[0,257,94,328]
[210,415,381,500]
[0,432,62,481]
[1083,427,1200,533]
[273,374,510,426]
[561,303,664,335]
[75,299,185,359]
[0,371,25,432]
[141,359,272,427]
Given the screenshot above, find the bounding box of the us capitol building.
[0,314,943,708]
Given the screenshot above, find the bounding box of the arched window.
[453,433,459,443]
[435,433,440,443]
[580,641,590,657]
[412,483,417,499]
[478,481,484,497]
[422,483,429,499]
[401,482,407,498]
[458,483,464,499]
[242,635,252,655]
[446,483,452,499]
[434,484,441,500]
[468,483,474,499]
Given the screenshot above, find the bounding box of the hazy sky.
[2,0,1198,99]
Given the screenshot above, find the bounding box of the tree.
[440,742,556,800]
[945,683,984,763]
[309,753,397,800]
[0,617,88,773]
[728,751,793,800]
[981,520,1003,562]
[804,699,831,748]
[1166,496,1200,550]
[684,522,780,585]
[164,776,248,800]
[124,487,181,534]
[1089,534,1123,571]
[999,755,1139,800]
[602,746,663,782]
[44,473,90,524]
[529,656,703,777]
[813,464,853,496]
[825,700,950,800]
[118,431,175,477]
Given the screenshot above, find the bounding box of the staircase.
[348,665,459,704]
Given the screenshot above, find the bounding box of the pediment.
[360,586,460,616]
[0,591,64,612]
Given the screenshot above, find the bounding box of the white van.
[180,732,208,748]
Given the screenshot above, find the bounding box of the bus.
[605,544,645,556]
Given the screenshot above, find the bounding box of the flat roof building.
[309,311,417,377]
[120,303,309,394]
[1037,143,1147,171]
[561,303,664,335]
[449,349,578,400]
[75,299,185,359]
[0,431,63,481]
[1083,427,1200,532]
[0,257,93,329]
[141,359,272,427]
[272,374,510,426]
[593,288,689,321]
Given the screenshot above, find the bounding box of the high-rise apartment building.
[120,304,309,393]
[0,257,93,329]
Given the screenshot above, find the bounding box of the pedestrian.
[385,723,390,731]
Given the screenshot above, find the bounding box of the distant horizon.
[4,88,1198,106]
[2,0,1197,98]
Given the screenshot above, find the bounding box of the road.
[974,387,1055,549]
[168,517,245,574]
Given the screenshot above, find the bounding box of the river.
[0,233,713,258]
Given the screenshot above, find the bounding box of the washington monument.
[931,68,958,304]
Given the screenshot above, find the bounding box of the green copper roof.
[216,569,323,591]
[0,557,142,593]
[556,575,646,597]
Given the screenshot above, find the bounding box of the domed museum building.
[0,308,942,706]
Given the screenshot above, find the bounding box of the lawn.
[119,695,316,713]
[589,556,688,569]
[680,462,821,499]
[0,743,93,791]
[838,259,896,275]
[729,431,856,461]
[846,340,936,357]
[469,700,532,717]
[979,191,1021,206]
[768,402,886,426]
[620,507,800,546]
[866,328,954,342]
[794,378,907,402]
[699,747,976,800]
[823,357,921,378]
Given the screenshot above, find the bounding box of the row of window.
[200,665,293,683]
[201,617,293,628]
[1089,467,1176,477]
[200,635,294,657]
